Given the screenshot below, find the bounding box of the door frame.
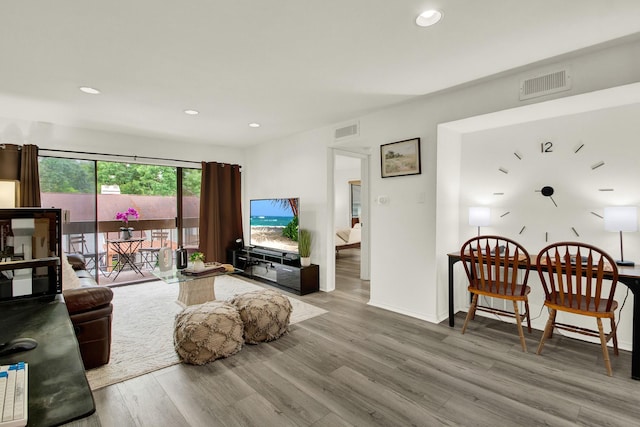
[326,147,370,292]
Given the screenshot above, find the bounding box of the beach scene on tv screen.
[250,198,299,253]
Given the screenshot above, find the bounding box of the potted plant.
[190,251,206,271]
[115,207,139,240]
[298,229,312,267]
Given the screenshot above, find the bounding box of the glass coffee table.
[153,265,240,308]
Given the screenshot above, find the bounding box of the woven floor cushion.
[173,301,244,365]
[231,289,293,344]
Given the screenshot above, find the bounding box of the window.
[39,156,201,285]
[350,180,361,227]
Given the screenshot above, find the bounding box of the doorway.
[334,155,361,281]
[330,149,370,293]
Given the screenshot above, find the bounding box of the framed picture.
[380,137,421,178]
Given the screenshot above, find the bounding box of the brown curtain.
[0,143,40,207]
[0,144,21,180]
[19,144,41,207]
[198,162,243,262]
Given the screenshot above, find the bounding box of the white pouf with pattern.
[231,289,293,344]
[173,301,244,365]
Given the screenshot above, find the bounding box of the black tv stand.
[231,247,319,295]
[247,247,286,258]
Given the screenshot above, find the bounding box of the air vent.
[519,68,572,100]
[334,121,359,140]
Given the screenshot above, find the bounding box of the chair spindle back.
[536,242,618,312]
[460,235,530,296]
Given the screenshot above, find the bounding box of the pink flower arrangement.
[115,207,139,226]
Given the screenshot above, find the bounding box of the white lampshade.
[604,206,638,232]
[0,180,19,208]
[469,207,490,227]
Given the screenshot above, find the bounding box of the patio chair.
[69,233,107,275]
[139,230,169,269]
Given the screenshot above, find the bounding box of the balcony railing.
[62,218,199,286]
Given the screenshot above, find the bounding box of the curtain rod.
[39,148,201,165]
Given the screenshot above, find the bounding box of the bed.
[335,223,361,254]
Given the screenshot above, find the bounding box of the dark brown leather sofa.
[62,254,114,369]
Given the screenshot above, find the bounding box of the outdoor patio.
[42,192,200,287]
[63,224,198,286]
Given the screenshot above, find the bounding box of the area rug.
[85,275,327,390]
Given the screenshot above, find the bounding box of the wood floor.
[66,248,640,426]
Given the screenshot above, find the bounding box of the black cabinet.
[0,208,62,302]
[231,248,319,295]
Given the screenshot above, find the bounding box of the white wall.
[458,104,640,256]
[446,101,640,350]
[244,35,640,339]
[243,128,329,288]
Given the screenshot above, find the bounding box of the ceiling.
[1,1,639,148]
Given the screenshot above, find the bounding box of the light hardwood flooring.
[66,249,640,426]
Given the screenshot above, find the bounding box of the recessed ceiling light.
[248,123,260,128]
[416,10,443,27]
[184,109,199,115]
[79,86,100,95]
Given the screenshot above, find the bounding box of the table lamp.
[469,207,490,236]
[604,206,638,266]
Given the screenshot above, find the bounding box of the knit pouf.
[231,289,293,344]
[173,301,244,365]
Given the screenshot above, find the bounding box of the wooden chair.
[460,235,532,351]
[139,230,169,269]
[536,242,619,376]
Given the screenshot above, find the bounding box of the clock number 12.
[541,141,553,153]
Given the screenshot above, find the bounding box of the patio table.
[106,237,145,280]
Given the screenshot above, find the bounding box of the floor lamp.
[469,207,490,236]
[604,206,638,266]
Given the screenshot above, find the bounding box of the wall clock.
[459,105,640,259]
[493,139,609,244]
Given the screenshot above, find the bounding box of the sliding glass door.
[96,161,178,283]
[181,168,201,250]
[39,156,201,285]
[39,157,100,273]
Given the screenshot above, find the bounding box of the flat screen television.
[249,198,299,254]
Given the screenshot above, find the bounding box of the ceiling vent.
[334,121,359,141]
[519,68,572,100]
